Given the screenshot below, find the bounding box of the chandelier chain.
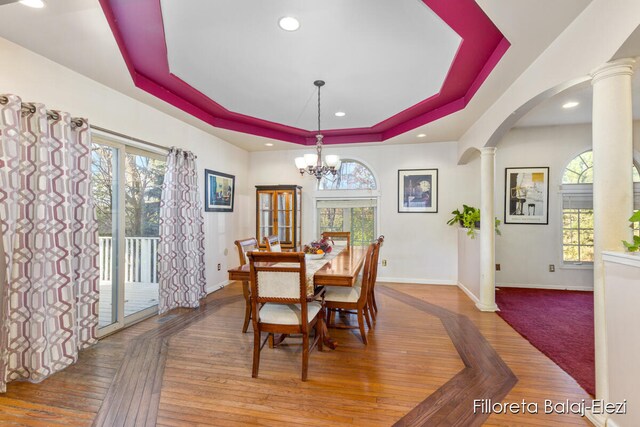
[317,83,321,134]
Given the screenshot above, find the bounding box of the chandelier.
[294,80,341,180]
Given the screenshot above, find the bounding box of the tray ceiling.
[99,0,508,145]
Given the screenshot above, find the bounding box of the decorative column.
[478,147,498,311]
[590,58,635,410]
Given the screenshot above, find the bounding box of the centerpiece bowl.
[303,237,332,260]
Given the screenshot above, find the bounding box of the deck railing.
[99,236,160,284]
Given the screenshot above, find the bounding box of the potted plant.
[447,204,501,239]
[622,210,640,253]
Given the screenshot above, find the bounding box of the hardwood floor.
[0,283,591,426]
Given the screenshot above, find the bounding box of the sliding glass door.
[92,138,166,335]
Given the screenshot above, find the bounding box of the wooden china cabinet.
[255,185,302,249]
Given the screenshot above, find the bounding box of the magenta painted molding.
[98,0,509,145]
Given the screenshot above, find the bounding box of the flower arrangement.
[303,237,333,255]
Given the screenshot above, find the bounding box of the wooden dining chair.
[367,235,384,322]
[263,235,282,252]
[321,231,351,247]
[247,251,324,381]
[234,238,259,333]
[324,241,377,344]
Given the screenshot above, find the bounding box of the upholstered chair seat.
[259,302,322,325]
[324,286,361,303]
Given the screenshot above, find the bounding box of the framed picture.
[204,169,235,212]
[504,167,549,224]
[398,169,438,213]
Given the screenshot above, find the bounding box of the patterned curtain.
[158,148,206,314]
[0,94,99,393]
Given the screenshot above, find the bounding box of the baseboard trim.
[457,282,480,304]
[206,280,232,295]
[496,282,593,292]
[377,277,457,286]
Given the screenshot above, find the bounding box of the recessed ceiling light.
[265,143,274,147]
[563,101,579,109]
[19,0,45,8]
[335,112,346,117]
[278,16,300,31]
[417,133,426,138]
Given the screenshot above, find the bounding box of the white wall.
[249,141,478,284]
[0,37,251,291]
[494,122,640,290]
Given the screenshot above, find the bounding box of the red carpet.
[495,287,595,396]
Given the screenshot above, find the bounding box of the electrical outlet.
[549,264,555,272]
[381,259,387,267]
[495,264,501,271]
[217,263,221,271]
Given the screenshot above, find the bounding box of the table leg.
[321,307,338,350]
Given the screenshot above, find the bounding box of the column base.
[585,408,607,427]
[475,302,499,312]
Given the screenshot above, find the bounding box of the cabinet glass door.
[277,191,293,244]
[258,192,273,242]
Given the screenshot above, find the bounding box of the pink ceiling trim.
[99,0,508,146]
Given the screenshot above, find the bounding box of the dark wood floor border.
[379,286,518,427]
[92,294,243,427]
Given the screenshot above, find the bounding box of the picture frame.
[398,169,438,213]
[504,167,549,225]
[204,169,235,212]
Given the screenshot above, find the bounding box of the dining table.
[227,245,368,348]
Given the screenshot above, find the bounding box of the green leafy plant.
[447,205,501,239]
[622,210,640,252]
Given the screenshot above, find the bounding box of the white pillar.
[477,147,498,312]
[591,58,635,408]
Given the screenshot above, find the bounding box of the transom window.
[318,160,376,190]
[561,150,640,264]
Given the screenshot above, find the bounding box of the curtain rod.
[0,95,85,128]
[92,126,197,158]
[90,125,169,153]
[1,96,194,157]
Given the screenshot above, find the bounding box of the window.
[318,160,376,190]
[317,160,378,245]
[561,150,640,264]
[317,199,377,247]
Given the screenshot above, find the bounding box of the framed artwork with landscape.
[398,169,438,213]
[205,169,235,212]
[504,167,549,225]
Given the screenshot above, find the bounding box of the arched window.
[562,150,640,184]
[561,150,640,264]
[318,160,377,190]
[316,159,378,246]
